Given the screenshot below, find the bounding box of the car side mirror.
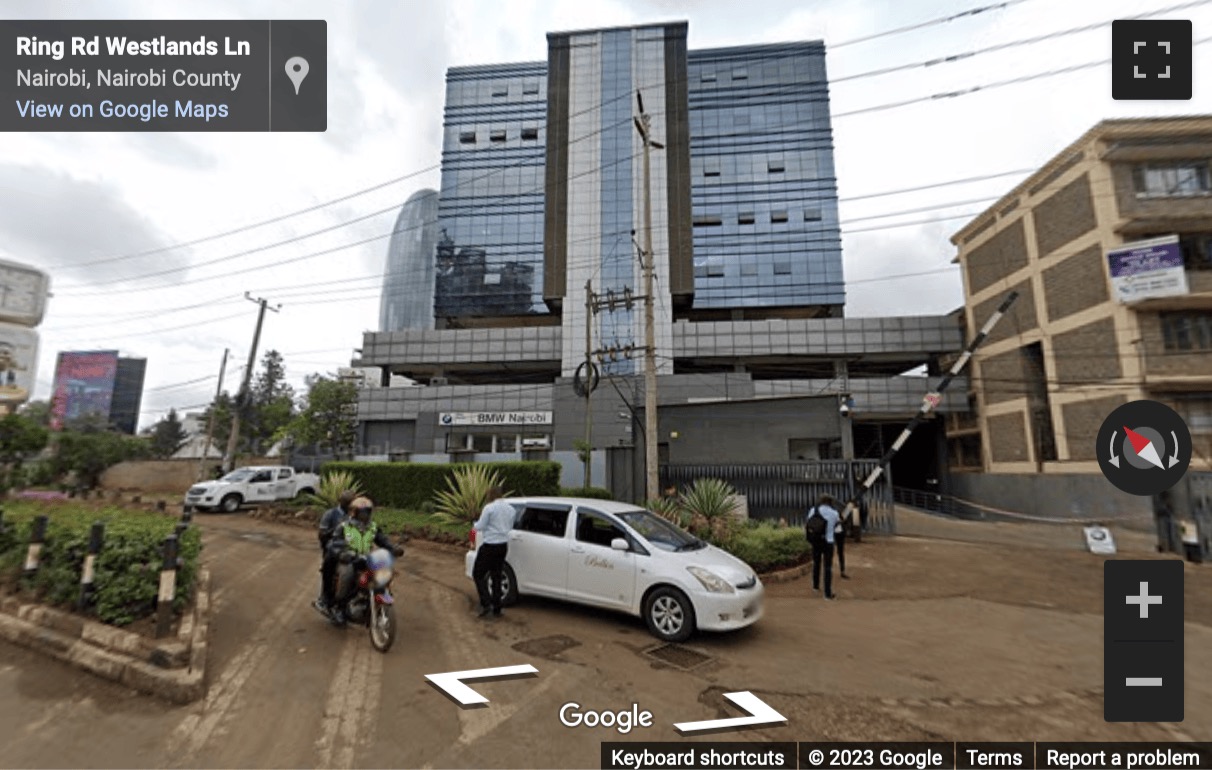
[610,538,629,551]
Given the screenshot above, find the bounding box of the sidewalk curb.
[0,569,210,704]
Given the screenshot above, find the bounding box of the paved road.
[0,514,1208,768]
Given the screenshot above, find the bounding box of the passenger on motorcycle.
[326,497,403,627]
[314,489,358,614]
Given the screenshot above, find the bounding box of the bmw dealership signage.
[439,411,553,426]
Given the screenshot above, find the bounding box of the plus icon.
[1112,19,1192,100]
[1125,581,1163,619]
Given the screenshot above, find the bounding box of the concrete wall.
[949,472,1153,524]
[99,457,280,493]
[659,395,840,464]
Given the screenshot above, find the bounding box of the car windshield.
[220,470,254,482]
[616,509,705,552]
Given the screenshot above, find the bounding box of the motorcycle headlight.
[373,567,393,587]
[687,566,734,594]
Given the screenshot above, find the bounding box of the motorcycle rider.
[313,489,358,614]
[326,496,403,626]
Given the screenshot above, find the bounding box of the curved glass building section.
[380,189,440,331]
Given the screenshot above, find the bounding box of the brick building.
[951,116,1212,518]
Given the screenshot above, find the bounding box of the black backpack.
[805,507,827,541]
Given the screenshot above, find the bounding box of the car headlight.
[687,566,735,594]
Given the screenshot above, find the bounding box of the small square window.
[492,85,508,98]
[774,262,792,275]
[741,263,758,277]
[738,212,755,225]
[771,211,789,224]
[701,72,717,82]
[768,160,785,174]
[803,209,822,221]
[707,260,725,277]
[732,68,748,80]
[522,81,539,95]
[459,131,476,145]
[521,127,539,140]
[490,130,506,142]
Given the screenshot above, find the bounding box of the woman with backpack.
[805,493,841,600]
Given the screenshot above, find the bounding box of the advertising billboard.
[50,350,119,430]
[0,323,39,406]
[1107,235,1189,303]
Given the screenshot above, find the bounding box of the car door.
[565,508,637,610]
[507,503,571,598]
[276,468,294,498]
[246,470,277,502]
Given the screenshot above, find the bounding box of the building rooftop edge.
[950,114,1212,248]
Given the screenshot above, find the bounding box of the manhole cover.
[645,643,713,670]
[512,635,581,658]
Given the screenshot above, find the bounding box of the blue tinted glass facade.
[687,43,844,309]
[380,189,439,331]
[598,29,636,374]
[435,62,547,320]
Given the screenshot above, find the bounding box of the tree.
[149,408,189,459]
[247,350,295,454]
[53,416,150,489]
[199,391,234,454]
[0,411,49,490]
[282,375,358,459]
[18,399,51,427]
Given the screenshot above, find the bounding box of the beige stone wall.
[99,457,282,493]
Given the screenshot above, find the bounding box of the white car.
[184,466,320,513]
[464,497,763,642]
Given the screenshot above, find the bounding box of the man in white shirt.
[472,486,516,618]
[807,494,841,600]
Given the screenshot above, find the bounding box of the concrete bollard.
[77,521,105,612]
[23,515,49,579]
[155,534,179,639]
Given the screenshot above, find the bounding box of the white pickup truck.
[184,466,321,513]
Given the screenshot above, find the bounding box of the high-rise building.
[49,351,145,434]
[111,357,146,435]
[380,189,440,332]
[358,22,963,505]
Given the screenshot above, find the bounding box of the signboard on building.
[50,350,119,430]
[0,259,51,327]
[1107,235,1189,303]
[0,323,38,406]
[439,411,552,426]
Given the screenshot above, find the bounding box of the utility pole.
[198,347,229,480]
[222,293,280,473]
[634,90,664,503]
[584,279,595,488]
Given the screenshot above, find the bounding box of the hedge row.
[0,504,202,627]
[559,486,614,500]
[726,522,812,572]
[322,461,562,510]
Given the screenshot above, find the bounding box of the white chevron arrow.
[673,691,787,734]
[425,664,538,707]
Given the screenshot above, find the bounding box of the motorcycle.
[329,546,399,652]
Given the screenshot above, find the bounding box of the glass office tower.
[380,189,439,332]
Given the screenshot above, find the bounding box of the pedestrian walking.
[805,493,841,600]
[835,504,852,580]
[472,485,516,618]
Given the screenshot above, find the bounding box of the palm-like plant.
[678,477,742,545]
[434,465,509,524]
[646,496,684,525]
[307,469,365,509]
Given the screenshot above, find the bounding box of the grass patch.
[374,508,471,547]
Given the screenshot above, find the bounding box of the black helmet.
[350,497,373,526]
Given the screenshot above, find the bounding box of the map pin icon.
[285,56,309,95]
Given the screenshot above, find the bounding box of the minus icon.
[1126,677,1163,686]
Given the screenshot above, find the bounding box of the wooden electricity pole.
[222,294,279,473]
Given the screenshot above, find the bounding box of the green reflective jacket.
[341,521,379,555]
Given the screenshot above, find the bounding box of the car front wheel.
[643,586,695,642]
[219,494,242,513]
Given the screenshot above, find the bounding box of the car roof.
[505,496,646,513]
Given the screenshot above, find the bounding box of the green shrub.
[560,486,613,500]
[434,465,507,525]
[322,461,560,509]
[724,522,810,573]
[0,504,202,626]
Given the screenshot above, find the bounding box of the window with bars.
[1133,161,1212,197]
[1160,311,1212,351]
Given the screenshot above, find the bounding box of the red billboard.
[50,350,119,430]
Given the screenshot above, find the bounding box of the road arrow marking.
[425,664,539,708]
[673,691,787,734]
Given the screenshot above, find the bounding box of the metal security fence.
[660,460,895,534]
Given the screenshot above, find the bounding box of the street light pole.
[634,91,664,503]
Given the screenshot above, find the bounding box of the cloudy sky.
[2,0,1208,430]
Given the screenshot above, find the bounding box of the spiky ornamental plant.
[308,469,365,509]
[433,465,510,525]
[678,477,743,545]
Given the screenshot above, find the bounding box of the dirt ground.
[0,508,1206,769]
